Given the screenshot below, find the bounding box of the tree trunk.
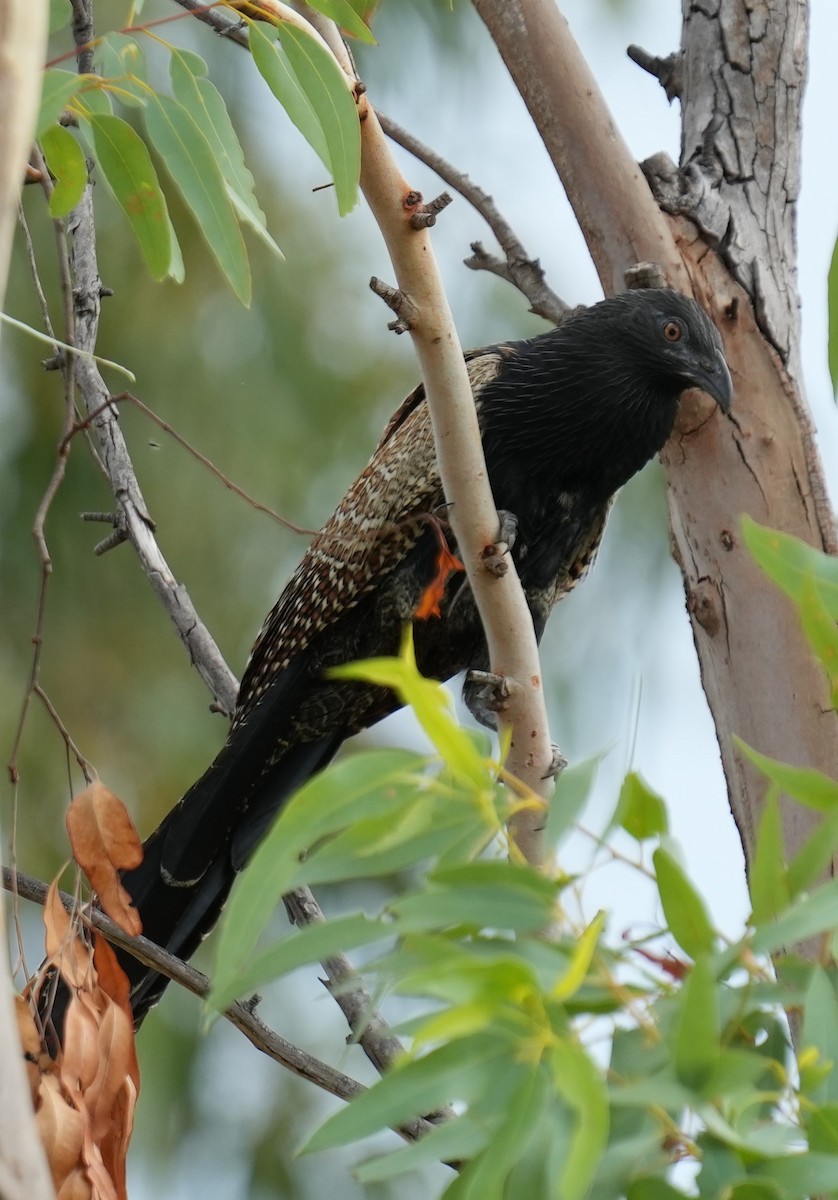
[473,0,838,877]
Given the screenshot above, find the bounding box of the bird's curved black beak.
[692,348,733,414]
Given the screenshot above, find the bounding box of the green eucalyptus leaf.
[617,771,668,841]
[752,877,838,955]
[303,1034,507,1152]
[144,94,251,304]
[304,0,376,43]
[748,791,790,924]
[735,737,838,812]
[674,956,720,1089]
[249,21,330,169]
[741,517,838,615]
[653,844,715,958]
[169,52,282,260]
[88,113,171,280]
[545,754,600,848]
[274,22,361,215]
[37,70,87,138]
[40,125,87,217]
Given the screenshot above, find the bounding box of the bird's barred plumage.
[98,289,733,1024]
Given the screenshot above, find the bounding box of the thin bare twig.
[3,865,444,1144]
[108,392,316,535]
[376,110,569,325]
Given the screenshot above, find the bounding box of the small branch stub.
[81,510,130,555]
[410,191,454,230]
[369,276,419,334]
[626,44,683,102]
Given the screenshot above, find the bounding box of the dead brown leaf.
[66,783,143,937]
[27,879,139,1200]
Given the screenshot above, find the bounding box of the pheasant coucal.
[113,288,731,1021]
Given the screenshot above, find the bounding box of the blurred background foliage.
[5,0,829,1196]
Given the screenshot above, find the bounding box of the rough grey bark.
[474,0,838,876]
[651,0,838,868]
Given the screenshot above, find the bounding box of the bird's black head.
[592,288,733,416]
[480,288,732,505]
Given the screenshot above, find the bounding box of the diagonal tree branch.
[375,109,570,325]
[297,0,555,861]
[3,867,442,1145]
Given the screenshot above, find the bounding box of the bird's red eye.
[663,320,682,342]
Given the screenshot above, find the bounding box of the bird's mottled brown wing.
[235,349,506,720]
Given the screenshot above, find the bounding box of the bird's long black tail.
[120,732,344,1022]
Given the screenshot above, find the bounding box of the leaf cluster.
[208,593,838,1198]
[37,11,365,303]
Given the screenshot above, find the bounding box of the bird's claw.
[544,744,567,780]
[482,510,519,578]
[463,669,514,729]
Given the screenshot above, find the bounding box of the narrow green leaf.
[741,516,838,616]
[441,1069,548,1200]
[799,574,838,700]
[735,736,838,812]
[169,52,282,260]
[617,771,669,841]
[751,877,838,955]
[788,808,838,896]
[275,23,360,215]
[393,948,537,1011]
[544,754,600,848]
[299,804,478,887]
[94,32,147,107]
[760,1153,838,1198]
[802,967,838,1104]
[37,70,87,139]
[249,22,329,168]
[163,212,185,284]
[388,880,553,936]
[829,234,838,396]
[73,85,112,118]
[209,912,385,1010]
[213,750,423,996]
[674,956,720,1089]
[806,1104,838,1153]
[430,860,557,903]
[304,1034,507,1152]
[696,1135,746,1199]
[225,185,285,259]
[354,1112,490,1183]
[88,114,171,280]
[172,47,208,77]
[40,125,87,217]
[304,0,376,43]
[552,911,604,1001]
[654,844,716,958]
[144,94,251,304]
[49,0,71,33]
[610,1075,694,1112]
[333,634,490,789]
[550,1039,610,1200]
[723,1182,783,1200]
[748,791,789,924]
